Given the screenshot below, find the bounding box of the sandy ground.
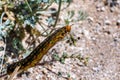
[1,0,120,80]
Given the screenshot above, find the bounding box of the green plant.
[0,0,72,75]
[52,52,68,64]
[0,0,88,77]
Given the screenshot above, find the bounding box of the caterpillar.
[7,25,71,75]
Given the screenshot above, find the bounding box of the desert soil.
[1,0,120,80]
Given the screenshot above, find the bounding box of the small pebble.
[92,67,99,72]
[110,6,119,12]
[87,17,94,22]
[116,19,120,26]
[101,7,106,12]
[96,3,106,12]
[104,20,111,25]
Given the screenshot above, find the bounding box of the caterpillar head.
[65,25,71,32]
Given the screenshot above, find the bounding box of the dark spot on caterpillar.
[7,26,71,75]
[77,37,80,40]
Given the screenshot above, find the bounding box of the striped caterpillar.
[7,25,71,75]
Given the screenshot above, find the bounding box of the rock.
[104,20,111,25]
[116,19,120,26]
[101,7,106,12]
[110,6,119,12]
[110,7,114,12]
[96,3,106,12]
[87,17,94,22]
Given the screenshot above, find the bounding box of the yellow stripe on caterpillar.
[7,25,71,75]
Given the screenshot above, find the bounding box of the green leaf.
[52,54,60,61]
[60,57,65,64]
[58,72,62,76]
[0,47,4,51]
[67,73,70,78]
[68,10,74,19]
[12,38,24,51]
[70,34,76,46]
[64,19,70,25]
[78,10,88,20]
[62,52,68,58]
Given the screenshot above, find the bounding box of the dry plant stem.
[8,66,21,80]
[25,0,32,13]
[53,0,61,28]
[49,0,62,34]
[0,12,5,24]
[5,11,15,21]
[0,12,6,74]
[43,66,68,80]
[4,5,15,21]
[38,21,49,36]
[0,38,6,73]
[47,0,62,36]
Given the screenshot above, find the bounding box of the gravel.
[1,0,120,80]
